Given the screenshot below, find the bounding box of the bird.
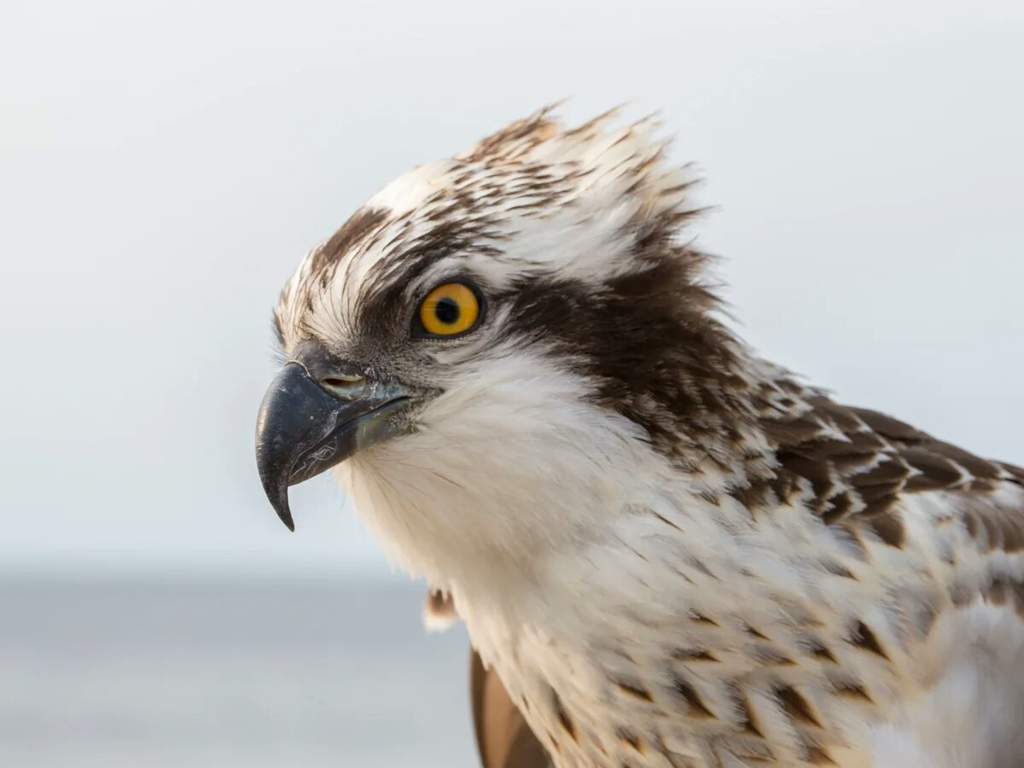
[255,107,1024,768]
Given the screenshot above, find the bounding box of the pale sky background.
[2,0,1022,579]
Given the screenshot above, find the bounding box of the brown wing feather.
[1003,462,1024,484]
[471,650,550,768]
[757,390,1024,551]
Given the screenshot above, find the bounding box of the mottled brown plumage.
[752,389,1024,559]
[469,384,1024,766]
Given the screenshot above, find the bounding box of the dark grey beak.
[255,362,410,531]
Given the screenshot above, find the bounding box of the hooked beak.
[255,362,411,531]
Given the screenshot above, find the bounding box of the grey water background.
[0,578,475,767]
[2,0,1023,765]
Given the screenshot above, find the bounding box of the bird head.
[256,108,749,587]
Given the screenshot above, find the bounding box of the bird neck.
[341,345,785,600]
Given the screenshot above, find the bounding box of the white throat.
[339,348,676,600]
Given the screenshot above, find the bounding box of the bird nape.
[255,107,1024,768]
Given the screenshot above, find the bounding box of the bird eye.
[415,282,482,338]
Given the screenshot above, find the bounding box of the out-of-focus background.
[2,0,1022,765]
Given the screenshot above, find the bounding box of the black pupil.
[434,297,460,325]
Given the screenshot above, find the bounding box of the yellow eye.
[417,282,481,337]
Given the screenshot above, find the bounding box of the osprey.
[255,108,1024,768]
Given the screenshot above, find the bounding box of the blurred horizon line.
[0,555,409,584]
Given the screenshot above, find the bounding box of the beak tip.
[269,489,297,532]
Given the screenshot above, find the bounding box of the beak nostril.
[322,375,364,387]
[320,374,366,399]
